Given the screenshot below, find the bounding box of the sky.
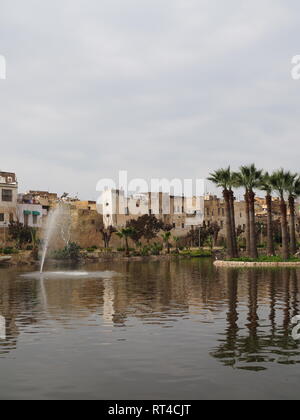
[0,0,300,200]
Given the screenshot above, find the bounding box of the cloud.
[0,0,299,198]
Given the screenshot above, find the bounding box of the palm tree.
[285,173,300,255]
[173,236,180,253]
[229,172,239,258]
[117,227,136,257]
[234,164,263,259]
[161,231,172,254]
[208,168,235,258]
[270,170,290,260]
[259,172,275,256]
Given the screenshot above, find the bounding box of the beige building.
[0,172,18,226]
[0,172,18,245]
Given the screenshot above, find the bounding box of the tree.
[259,172,275,256]
[117,227,136,256]
[271,170,291,260]
[127,215,167,243]
[285,173,300,255]
[173,236,180,253]
[95,220,116,249]
[208,222,221,247]
[161,231,172,254]
[8,221,32,248]
[234,164,263,259]
[208,168,235,258]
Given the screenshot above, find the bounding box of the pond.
[0,259,299,400]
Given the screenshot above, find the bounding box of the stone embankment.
[214,260,300,268]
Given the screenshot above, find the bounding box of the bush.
[86,247,97,253]
[1,247,18,255]
[52,242,81,261]
[150,243,163,256]
[180,249,212,258]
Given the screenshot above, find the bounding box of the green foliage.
[126,215,171,243]
[0,247,19,255]
[180,249,212,258]
[8,222,33,248]
[53,242,81,261]
[86,247,97,253]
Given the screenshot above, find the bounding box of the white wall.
[17,204,44,228]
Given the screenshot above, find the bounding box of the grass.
[180,249,213,258]
[228,255,300,263]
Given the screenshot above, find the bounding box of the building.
[0,171,18,227]
[16,202,46,228]
[100,189,204,236]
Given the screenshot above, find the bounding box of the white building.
[16,203,46,228]
[0,171,18,228]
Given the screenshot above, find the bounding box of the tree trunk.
[280,198,290,260]
[125,237,129,257]
[244,191,251,256]
[223,189,234,259]
[289,196,297,255]
[229,190,239,258]
[266,194,275,256]
[248,190,258,259]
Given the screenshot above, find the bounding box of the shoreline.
[214,260,300,268]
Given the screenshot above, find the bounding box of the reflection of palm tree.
[211,269,300,371]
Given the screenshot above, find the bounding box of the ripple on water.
[19,271,122,280]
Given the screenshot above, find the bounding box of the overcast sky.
[1,0,300,200]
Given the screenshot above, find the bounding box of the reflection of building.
[103,279,115,324]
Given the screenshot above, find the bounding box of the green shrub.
[52,242,81,261]
[1,247,18,255]
[180,249,212,258]
[86,247,97,253]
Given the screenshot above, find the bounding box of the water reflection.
[211,269,300,371]
[0,261,300,373]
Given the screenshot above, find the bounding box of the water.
[0,259,300,400]
[40,206,61,273]
[40,204,71,273]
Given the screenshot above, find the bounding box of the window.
[2,189,13,202]
[0,214,4,222]
[32,215,38,225]
[182,223,185,229]
[9,213,14,223]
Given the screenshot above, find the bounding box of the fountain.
[40,203,71,273]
